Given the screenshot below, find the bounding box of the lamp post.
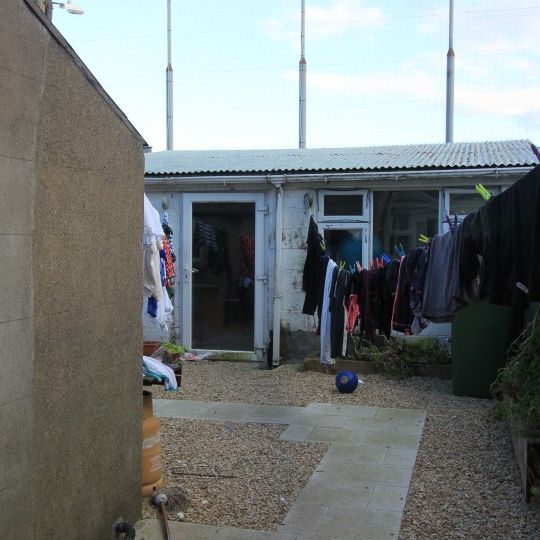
[44,0,85,21]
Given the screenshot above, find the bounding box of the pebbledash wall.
[0,2,145,538]
[145,144,538,362]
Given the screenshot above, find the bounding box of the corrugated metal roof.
[145,140,539,176]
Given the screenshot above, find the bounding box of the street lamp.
[44,0,85,21]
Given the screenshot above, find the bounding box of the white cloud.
[307,0,385,36]
[284,67,442,102]
[457,86,540,117]
[264,0,385,43]
[283,64,540,123]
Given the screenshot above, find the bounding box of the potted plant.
[160,341,187,364]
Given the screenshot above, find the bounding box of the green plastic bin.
[452,300,513,398]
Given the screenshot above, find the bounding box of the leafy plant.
[161,341,187,356]
[351,334,411,379]
[492,307,540,437]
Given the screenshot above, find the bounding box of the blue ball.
[335,370,359,393]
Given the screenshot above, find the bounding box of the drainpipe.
[272,181,284,366]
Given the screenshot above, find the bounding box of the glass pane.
[449,192,485,216]
[324,229,363,268]
[372,191,438,258]
[324,194,364,216]
[192,202,255,351]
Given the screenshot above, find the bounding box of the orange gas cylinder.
[142,390,163,496]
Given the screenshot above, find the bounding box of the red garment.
[162,236,176,287]
[239,234,255,277]
[346,294,360,334]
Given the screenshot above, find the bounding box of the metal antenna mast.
[299,0,307,148]
[445,0,455,143]
[166,0,174,150]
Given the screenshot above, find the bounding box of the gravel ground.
[142,419,328,531]
[151,361,540,539]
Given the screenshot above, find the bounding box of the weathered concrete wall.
[280,188,319,359]
[0,2,143,538]
[0,2,47,536]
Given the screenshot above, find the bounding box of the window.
[372,191,439,258]
[318,190,368,221]
[442,187,503,232]
[321,223,369,268]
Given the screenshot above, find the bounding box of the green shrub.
[492,307,540,437]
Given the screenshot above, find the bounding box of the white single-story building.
[144,139,539,364]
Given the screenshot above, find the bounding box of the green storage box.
[452,300,513,398]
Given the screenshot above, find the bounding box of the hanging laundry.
[421,228,463,322]
[239,234,255,278]
[392,256,414,334]
[330,268,351,358]
[302,216,326,315]
[320,259,337,364]
[162,235,176,288]
[194,221,218,250]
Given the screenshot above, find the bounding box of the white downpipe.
[272,183,284,366]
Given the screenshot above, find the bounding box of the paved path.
[136,400,425,540]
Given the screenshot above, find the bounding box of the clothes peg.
[475,183,492,200]
[394,244,405,258]
[349,264,356,274]
[356,261,363,273]
[418,234,429,244]
[381,252,391,264]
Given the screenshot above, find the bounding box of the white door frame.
[182,193,266,360]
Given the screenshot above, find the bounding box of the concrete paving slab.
[304,403,379,417]
[312,463,414,488]
[294,413,349,429]
[312,508,402,540]
[395,419,425,435]
[375,407,425,422]
[136,519,221,539]
[384,447,419,466]
[306,470,371,491]
[153,399,213,419]
[199,402,259,421]
[343,416,400,433]
[244,405,304,424]
[216,526,295,539]
[278,502,329,537]
[280,423,314,442]
[364,431,422,450]
[368,486,409,512]
[295,481,371,510]
[306,427,366,445]
[319,443,389,466]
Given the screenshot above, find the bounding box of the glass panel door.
[191,202,255,351]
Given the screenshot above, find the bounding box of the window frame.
[320,221,370,269]
[317,189,369,222]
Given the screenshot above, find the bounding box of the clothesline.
[301,165,540,366]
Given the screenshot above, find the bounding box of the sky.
[52,0,540,151]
